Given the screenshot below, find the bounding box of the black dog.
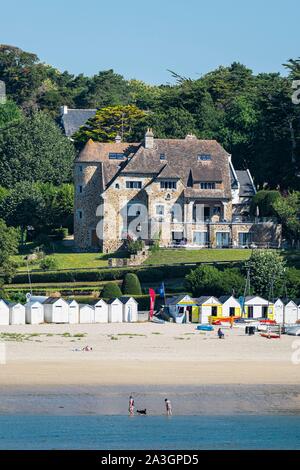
[136,409,147,415]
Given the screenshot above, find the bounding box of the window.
[197,154,211,161]
[79,185,83,194]
[115,183,120,189]
[126,181,142,189]
[160,181,177,190]
[193,231,208,246]
[77,210,83,220]
[200,182,216,190]
[238,232,252,246]
[156,205,164,216]
[79,165,83,172]
[109,153,125,160]
[160,153,166,160]
[216,232,230,248]
[213,206,221,215]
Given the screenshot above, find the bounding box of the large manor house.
[73,128,281,252]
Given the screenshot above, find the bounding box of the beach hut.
[25,301,44,324]
[243,296,274,319]
[219,296,241,318]
[43,297,69,323]
[79,304,94,324]
[107,298,123,323]
[120,297,139,322]
[196,296,222,324]
[67,299,79,324]
[165,295,199,323]
[0,299,9,325]
[280,300,298,324]
[294,299,300,322]
[9,303,26,325]
[94,299,109,323]
[274,298,284,324]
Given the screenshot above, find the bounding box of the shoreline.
[0,383,300,416]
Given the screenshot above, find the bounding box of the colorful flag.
[149,288,156,319]
[157,282,165,299]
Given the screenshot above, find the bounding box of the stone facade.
[74,132,282,252]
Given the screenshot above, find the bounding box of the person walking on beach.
[165,398,172,416]
[129,395,134,416]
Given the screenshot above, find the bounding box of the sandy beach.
[0,322,300,414]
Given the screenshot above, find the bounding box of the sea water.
[0,415,299,449]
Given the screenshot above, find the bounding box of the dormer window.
[109,153,125,160]
[160,153,166,160]
[200,182,216,189]
[198,154,211,161]
[160,181,177,190]
[126,181,142,189]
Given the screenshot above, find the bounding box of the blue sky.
[1,0,299,83]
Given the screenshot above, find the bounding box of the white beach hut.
[94,299,109,323]
[196,296,222,324]
[0,299,10,325]
[43,297,69,323]
[107,298,123,323]
[218,296,242,318]
[79,304,94,324]
[119,297,138,322]
[274,298,284,324]
[294,299,300,323]
[244,296,273,319]
[67,299,79,324]
[9,303,26,325]
[25,301,44,324]
[282,300,298,324]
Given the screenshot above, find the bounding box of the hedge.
[11,264,196,285]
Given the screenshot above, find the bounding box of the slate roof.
[76,136,233,199]
[61,109,96,137]
[43,297,64,304]
[166,295,193,305]
[219,295,235,304]
[236,170,256,197]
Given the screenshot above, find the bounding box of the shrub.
[101,282,122,299]
[40,256,59,271]
[52,227,68,240]
[126,237,145,255]
[122,273,142,295]
[185,265,222,297]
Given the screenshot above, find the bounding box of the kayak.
[197,325,214,332]
[260,333,280,339]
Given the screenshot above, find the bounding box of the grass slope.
[145,249,252,265]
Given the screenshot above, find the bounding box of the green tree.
[0,100,22,128]
[0,112,75,188]
[0,218,19,281]
[73,105,146,144]
[250,190,281,217]
[101,282,122,299]
[272,192,300,243]
[185,265,222,297]
[122,273,142,295]
[246,250,286,297]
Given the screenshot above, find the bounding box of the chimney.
[60,105,68,115]
[115,134,122,143]
[145,128,154,149]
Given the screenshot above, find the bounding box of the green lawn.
[14,252,109,271]
[144,248,252,265]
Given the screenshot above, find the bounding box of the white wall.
[9,304,26,325]
[25,302,44,324]
[109,302,123,323]
[123,300,138,322]
[94,301,109,323]
[0,301,9,325]
[68,303,79,324]
[79,306,94,324]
